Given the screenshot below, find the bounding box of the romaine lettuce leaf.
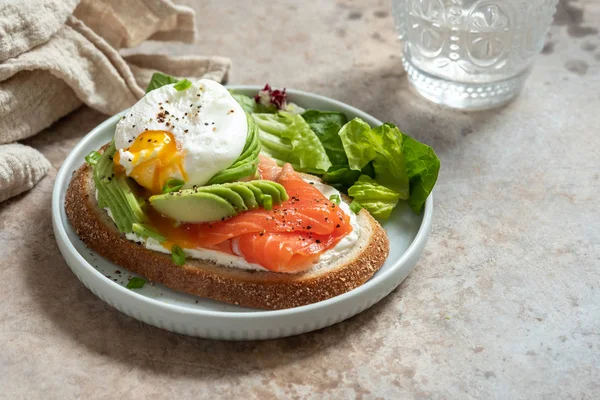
[302,110,349,166]
[322,167,362,188]
[322,162,375,189]
[338,118,378,171]
[348,175,402,220]
[253,111,332,174]
[231,93,257,113]
[284,102,306,114]
[370,123,409,198]
[338,119,409,197]
[402,132,440,214]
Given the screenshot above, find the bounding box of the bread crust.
[65,155,390,310]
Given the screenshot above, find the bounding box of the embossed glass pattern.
[392,0,558,109]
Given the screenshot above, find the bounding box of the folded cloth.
[0,144,52,203]
[0,0,231,202]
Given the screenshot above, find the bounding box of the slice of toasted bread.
[65,154,390,310]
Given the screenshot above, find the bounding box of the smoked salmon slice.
[188,162,353,273]
[233,231,344,273]
[257,154,281,181]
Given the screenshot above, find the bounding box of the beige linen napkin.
[0,0,231,203]
[0,143,52,203]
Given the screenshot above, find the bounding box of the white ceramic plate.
[52,86,433,340]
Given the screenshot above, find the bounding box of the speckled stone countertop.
[2,0,599,398]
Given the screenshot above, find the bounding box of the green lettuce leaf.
[338,118,377,171]
[302,110,349,166]
[402,132,440,214]
[322,163,374,189]
[231,93,257,113]
[253,111,332,174]
[322,167,362,188]
[146,72,178,93]
[284,102,306,114]
[348,175,402,220]
[370,123,409,198]
[338,119,409,197]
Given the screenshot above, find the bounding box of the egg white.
[114,79,247,188]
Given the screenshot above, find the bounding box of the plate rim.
[52,85,433,319]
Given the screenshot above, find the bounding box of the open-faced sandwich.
[66,76,439,309]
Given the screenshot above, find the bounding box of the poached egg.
[114,79,247,193]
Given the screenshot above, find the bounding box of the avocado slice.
[249,181,282,204]
[114,176,146,222]
[244,183,265,207]
[103,180,133,231]
[150,191,238,223]
[148,180,288,223]
[239,181,287,209]
[224,183,259,210]
[92,142,146,233]
[266,180,288,202]
[206,159,258,185]
[97,190,107,209]
[195,186,247,212]
[206,114,260,185]
[94,154,131,231]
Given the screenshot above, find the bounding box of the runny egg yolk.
[114,131,187,194]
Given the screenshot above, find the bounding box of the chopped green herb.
[174,78,192,91]
[171,245,186,266]
[132,223,166,243]
[261,194,273,210]
[329,194,341,205]
[126,277,146,289]
[85,151,101,165]
[350,200,363,214]
[162,178,185,194]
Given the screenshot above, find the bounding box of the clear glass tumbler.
[392,0,558,110]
